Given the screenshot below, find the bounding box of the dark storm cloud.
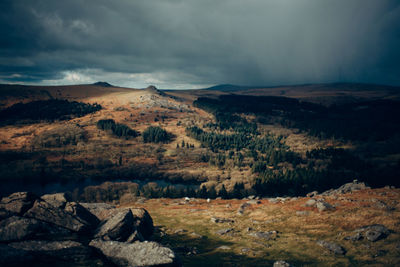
[0,0,400,87]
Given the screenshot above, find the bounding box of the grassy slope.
[124,188,400,266]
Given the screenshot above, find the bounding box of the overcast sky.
[0,0,399,89]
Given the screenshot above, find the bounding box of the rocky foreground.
[0,181,399,266]
[127,181,400,266]
[0,192,178,266]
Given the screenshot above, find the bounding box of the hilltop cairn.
[0,192,179,266]
[145,85,166,96]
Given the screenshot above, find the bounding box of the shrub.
[142,126,172,143]
[97,119,139,139]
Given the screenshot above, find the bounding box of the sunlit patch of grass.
[128,190,400,266]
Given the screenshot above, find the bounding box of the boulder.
[215,228,234,235]
[316,201,335,212]
[306,191,318,198]
[89,240,178,267]
[249,231,277,240]
[8,240,92,262]
[80,202,116,221]
[316,240,346,255]
[304,199,316,207]
[237,202,251,215]
[355,224,390,242]
[0,216,72,242]
[64,202,100,228]
[0,192,39,215]
[41,193,70,209]
[95,209,135,242]
[210,217,234,223]
[130,208,154,240]
[24,199,92,233]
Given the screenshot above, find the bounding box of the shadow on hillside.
[152,225,314,267]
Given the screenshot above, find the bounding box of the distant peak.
[93,81,113,87]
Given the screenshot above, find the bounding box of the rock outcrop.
[0,216,71,242]
[317,240,346,255]
[345,224,390,242]
[321,180,370,196]
[0,192,39,215]
[90,240,178,267]
[95,209,135,242]
[0,191,176,267]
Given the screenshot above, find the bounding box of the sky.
[0,0,400,89]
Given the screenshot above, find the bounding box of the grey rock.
[130,208,154,240]
[9,240,92,262]
[306,191,318,198]
[248,195,256,200]
[237,202,251,215]
[0,192,39,215]
[41,193,70,209]
[126,230,144,243]
[316,201,335,212]
[90,239,178,267]
[190,232,203,239]
[173,228,187,234]
[217,245,231,250]
[274,260,293,267]
[249,231,277,240]
[355,224,390,242]
[24,199,92,233]
[344,232,363,241]
[80,202,116,220]
[0,216,71,242]
[210,217,234,223]
[304,199,317,207]
[317,240,346,255]
[322,180,369,195]
[372,199,394,211]
[95,209,135,242]
[64,202,100,228]
[268,198,279,204]
[215,228,234,235]
[93,207,154,240]
[241,247,251,253]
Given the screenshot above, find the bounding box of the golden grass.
[123,188,400,266]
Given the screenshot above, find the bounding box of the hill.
[0,81,399,266]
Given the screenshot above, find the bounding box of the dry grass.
[123,188,400,266]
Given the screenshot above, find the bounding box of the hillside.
[0,82,399,266]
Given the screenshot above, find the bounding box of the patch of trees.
[79,181,252,202]
[142,126,173,143]
[0,99,102,125]
[194,95,400,141]
[97,119,139,139]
